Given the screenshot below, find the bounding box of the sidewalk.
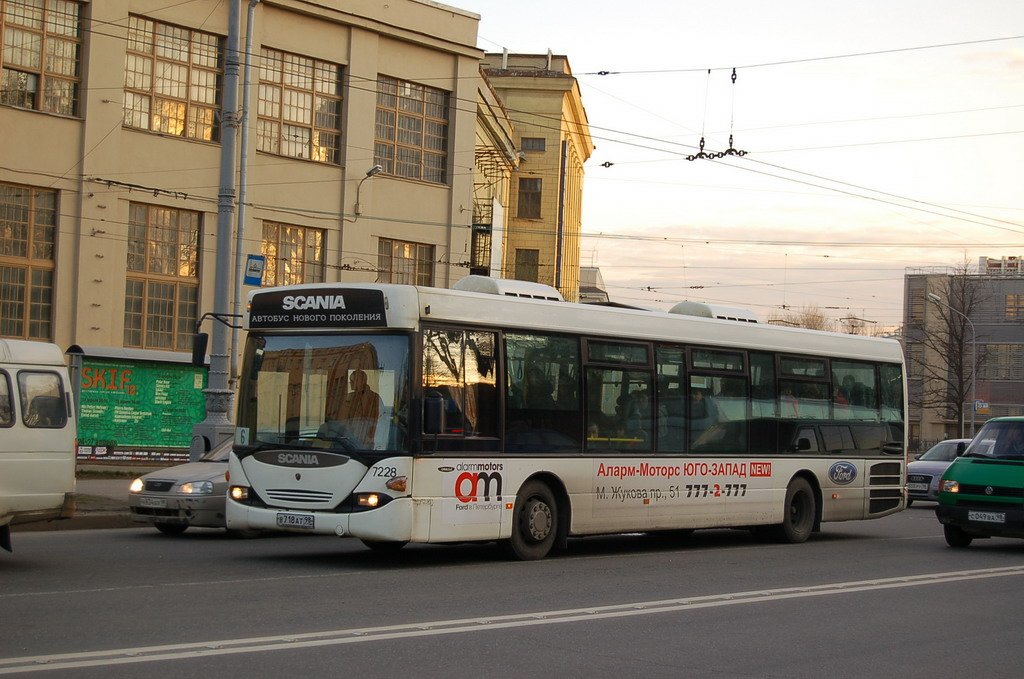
[12,476,134,532]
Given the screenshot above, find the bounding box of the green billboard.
[77,358,207,452]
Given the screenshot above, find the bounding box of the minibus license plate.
[968,510,1005,524]
[276,513,314,529]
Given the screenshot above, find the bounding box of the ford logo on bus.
[828,461,858,485]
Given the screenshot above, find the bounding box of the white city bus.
[0,340,77,552]
[225,277,906,559]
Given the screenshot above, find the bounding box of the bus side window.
[422,328,498,438]
[505,333,581,453]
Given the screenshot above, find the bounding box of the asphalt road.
[3,504,1024,678]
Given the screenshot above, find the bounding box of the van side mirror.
[423,394,446,435]
[192,332,209,367]
[796,437,812,451]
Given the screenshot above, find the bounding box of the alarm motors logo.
[451,462,504,503]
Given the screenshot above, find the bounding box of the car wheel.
[226,528,261,539]
[155,522,188,536]
[943,524,973,548]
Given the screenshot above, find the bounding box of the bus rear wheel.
[505,481,558,560]
[771,477,816,544]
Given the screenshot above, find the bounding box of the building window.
[0,0,81,115]
[374,75,449,184]
[521,137,545,152]
[261,221,325,286]
[1006,294,1024,320]
[124,203,200,350]
[0,181,54,340]
[123,15,221,141]
[515,248,539,283]
[257,48,341,164]
[517,178,541,219]
[378,238,433,286]
[470,224,491,276]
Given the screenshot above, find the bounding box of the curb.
[12,512,134,532]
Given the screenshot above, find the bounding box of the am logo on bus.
[455,472,503,503]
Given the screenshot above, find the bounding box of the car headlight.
[129,478,144,493]
[941,480,960,493]
[179,480,214,495]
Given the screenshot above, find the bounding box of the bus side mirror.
[192,332,209,367]
[423,394,446,435]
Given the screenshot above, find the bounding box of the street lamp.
[354,164,383,217]
[927,292,977,437]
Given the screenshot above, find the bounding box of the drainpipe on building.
[192,0,241,460]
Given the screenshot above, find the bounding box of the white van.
[0,339,77,552]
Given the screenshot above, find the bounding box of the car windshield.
[963,422,1024,460]
[919,442,961,462]
[199,440,232,462]
[236,333,410,454]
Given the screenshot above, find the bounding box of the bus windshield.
[236,333,410,454]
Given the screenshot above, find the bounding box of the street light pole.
[927,292,977,437]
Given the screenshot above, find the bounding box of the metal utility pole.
[191,0,241,460]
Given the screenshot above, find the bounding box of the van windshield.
[964,422,1024,460]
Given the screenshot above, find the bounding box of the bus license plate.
[276,513,314,529]
[968,510,1005,524]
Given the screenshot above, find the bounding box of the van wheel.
[504,480,557,560]
[155,522,188,536]
[771,477,816,543]
[943,524,973,548]
[361,539,408,552]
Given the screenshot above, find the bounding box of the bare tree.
[770,305,836,331]
[905,262,988,437]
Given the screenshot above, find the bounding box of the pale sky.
[455,0,1024,328]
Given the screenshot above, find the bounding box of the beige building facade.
[1,0,484,355]
[480,53,593,302]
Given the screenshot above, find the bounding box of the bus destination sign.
[249,288,387,329]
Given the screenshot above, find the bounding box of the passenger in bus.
[524,367,556,409]
[688,388,719,440]
[333,369,383,447]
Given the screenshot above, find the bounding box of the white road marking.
[2,565,1023,674]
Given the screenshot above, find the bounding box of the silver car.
[906,439,971,505]
[128,440,251,536]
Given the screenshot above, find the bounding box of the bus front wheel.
[772,477,816,544]
[361,539,408,552]
[505,480,558,560]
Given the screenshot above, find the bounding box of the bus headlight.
[941,480,960,493]
[180,481,214,495]
[357,493,381,508]
[129,478,144,493]
[229,485,250,502]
